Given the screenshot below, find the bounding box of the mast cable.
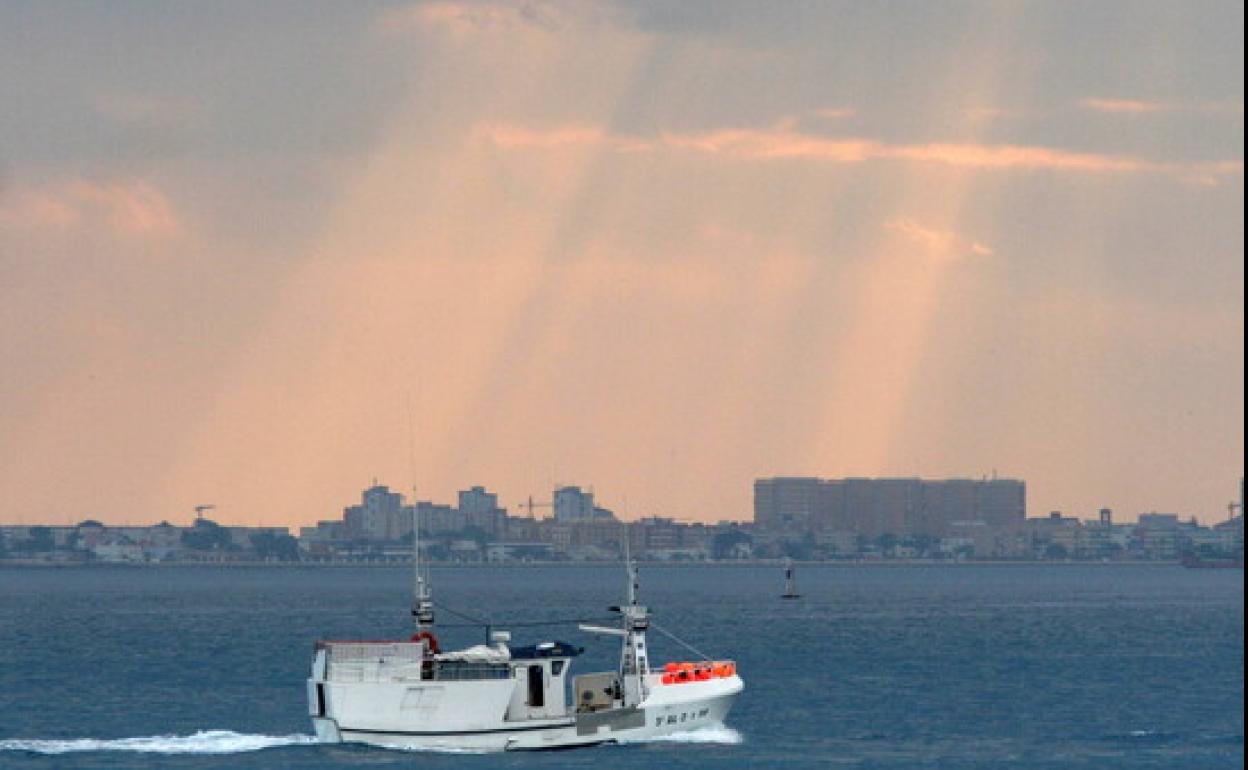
[650,621,714,662]
[432,600,614,630]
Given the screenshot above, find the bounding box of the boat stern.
[307,646,340,743]
[311,716,341,743]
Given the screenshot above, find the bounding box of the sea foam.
[0,730,317,755]
[625,723,744,745]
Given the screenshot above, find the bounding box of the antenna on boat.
[410,492,435,631]
[406,396,434,633]
[623,520,638,607]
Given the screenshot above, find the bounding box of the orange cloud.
[661,127,877,162]
[479,121,1242,183]
[1080,97,1245,116]
[377,1,571,37]
[670,126,1148,171]
[479,124,652,152]
[1080,97,1168,114]
[813,107,857,120]
[0,190,80,229]
[885,217,992,260]
[883,142,1145,172]
[886,217,956,253]
[1,180,180,236]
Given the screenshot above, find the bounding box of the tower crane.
[519,496,553,519]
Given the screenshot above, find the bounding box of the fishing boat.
[307,522,743,751]
[781,558,800,599]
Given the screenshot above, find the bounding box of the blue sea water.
[0,564,1242,769]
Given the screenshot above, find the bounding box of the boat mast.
[411,494,434,632]
[619,524,650,704]
[578,522,653,707]
[404,397,434,636]
[625,526,637,606]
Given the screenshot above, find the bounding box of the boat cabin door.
[506,657,571,720]
[526,665,544,708]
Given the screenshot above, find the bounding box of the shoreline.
[0,558,1197,569]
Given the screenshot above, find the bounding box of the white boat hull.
[313,676,742,752]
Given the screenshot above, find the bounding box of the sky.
[0,0,1243,528]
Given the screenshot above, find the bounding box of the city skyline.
[2,475,1240,531]
[5,475,1241,566]
[1,1,1243,528]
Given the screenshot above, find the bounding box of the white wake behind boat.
[307,531,743,752]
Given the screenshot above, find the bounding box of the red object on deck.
[410,630,441,654]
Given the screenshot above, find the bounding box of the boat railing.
[323,641,426,683]
[433,660,511,681]
[320,641,512,683]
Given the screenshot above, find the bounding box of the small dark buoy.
[781,558,801,599]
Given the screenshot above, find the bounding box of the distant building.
[1138,512,1180,530]
[413,501,455,534]
[457,486,506,536]
[344,484,405,540]
[1025,511,1082,558]
[1132,512,1184,560]
[553,486,592,522]
[754,477,822,532]
[755,476,1026,537]
[553,486,615,523]
[331,483,513,542]
[299,520,347,556]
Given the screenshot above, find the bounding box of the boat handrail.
[317,639,424,647]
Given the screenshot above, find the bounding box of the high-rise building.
[552,486,614,523]
[975,480,1025,527]
[457,486,506,535]
[754,476,1026,536]
[412,501,454,534]
[341,483,511,540]
[754,477,822,531]
[553,486,593,522]
[344,484,405,540]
